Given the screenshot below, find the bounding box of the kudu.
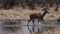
[27,8,49,26]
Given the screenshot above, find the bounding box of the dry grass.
[0,6,60,20]
[0,2,60,34]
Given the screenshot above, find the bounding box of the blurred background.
[0,0,60,34]
[0,0,59,19]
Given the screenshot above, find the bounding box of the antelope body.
[27,8,49,25]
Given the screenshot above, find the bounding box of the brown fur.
[27,8,49,25]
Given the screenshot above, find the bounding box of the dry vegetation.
[0,0,60,34]
[0,0,60,20]
[0,6,60,20]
